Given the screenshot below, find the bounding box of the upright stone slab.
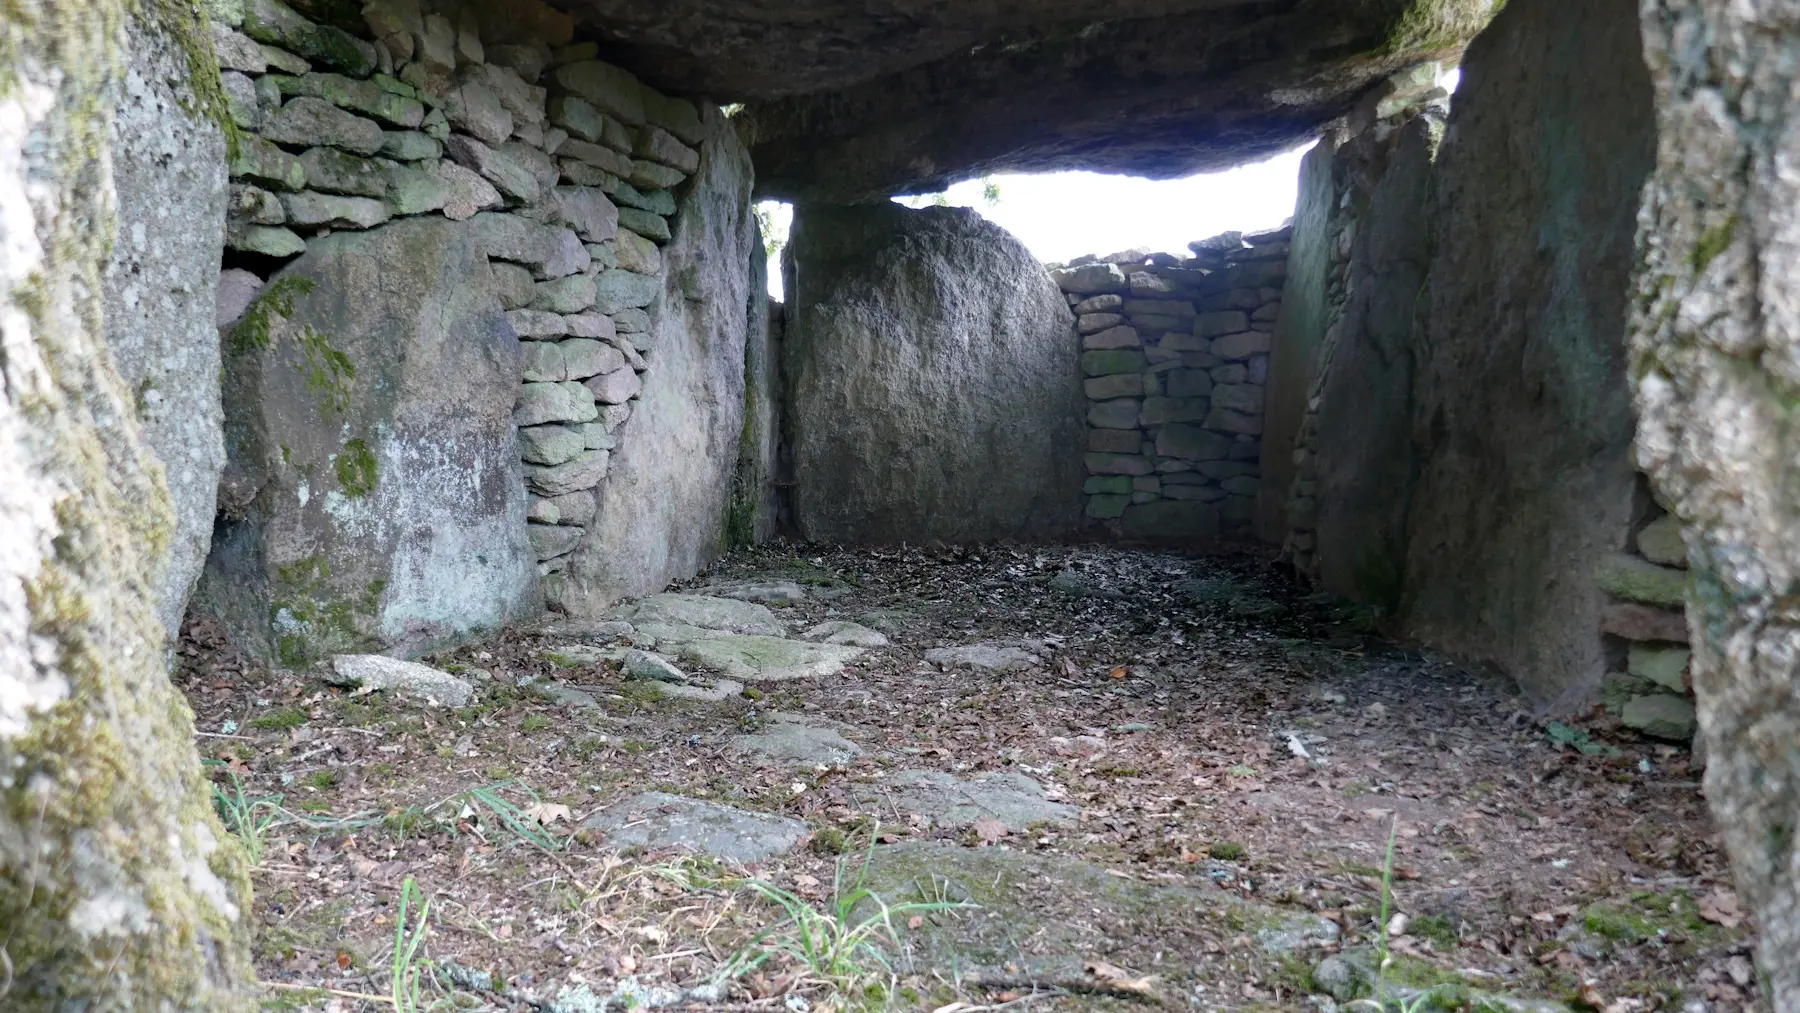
[782,203,1084,543]
[1310,115,1437,610]
[563,107,757,610]
[103,13,230,641]
[1397,0,1654,705]
[198,216,537,662]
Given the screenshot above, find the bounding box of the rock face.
[548,1,1497,200]
[198,216,537,663]
[1397,0,1654,705]
[2,0,254,1004]
[564,107,756,610]
[103,17,230,640]
[1633,0,1800,1001]
[782,203,1084,544]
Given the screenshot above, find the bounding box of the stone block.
[543,488,598,525]
[433,160,502,220]
[506,308,568,338]
[1221,475,1260,496]
[595,269,661,313]
[555,60,647,125]
[1087,397,1142,429]
[1635,515,1686,567]
[1083,325,1140,350]
[1084,476,1132,495]
[1053,262,1127,294]
[560,338,625,379]
[280,190,390,229]
[228,225,306,257]
[490,262,536,309]
[1210,331,1273,360]
[1198,461,1257,479]
[1081,350,1146,376]
[618,207,670,242]
[1078,312,1125,335]
[528,523,584,561]
[642,90,704,145]
[1165,369,1213,398]
[1084,374,1142,400]
[231,135,307,190]
[519,423,586,466]
[1194,310,1249,337]
[634,125,700,173]
[530,185,619,243]
[1084,453,1155,476]
[520,341,564,381]
[1087,429,1142,454]
[1139,396,1210,425]
[1156,423,1233,461]
[565,313,616,339]
[470,212,588,279]
[1594,553,1687,608]
[263,96,384,154]
[1209,364,1247,384]
[585,365,642,404]
[1212,382,1265,414]
[615,228,662,274]
[1124,298,1196,320]
[1621,693,1696,741]
[241,0,376,75]
[531,274,598,314]
[297,146,386,197]
[383,164,448,215]
[279,71,424,128]
[561,137,634,177]
[1073,293,1123,314]
[515,380,596,426]
[1628,644,1691,693]
[1599,602,1688,643]
[499,141,560,194]
[549,94,609,142]
[446,135,539,203]
[612,182,677,215]
[1203,406,1262,435]
[524,448,609,496]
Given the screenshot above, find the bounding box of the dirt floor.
[178,542,1760,1013]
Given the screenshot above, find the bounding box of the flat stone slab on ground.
[542,645,607,667]
[581,791,806,864]
[537,617,635,640]
[623,648,688,682]
[853,769,1076,830]
[644,678,744,703]
[703,579,806,605]
[801,620,889,647]
[674,636,861,681]
[325,655,472,706]
[612,593,786,636]
[731,713,863,767]
[855,842,1338,983]
[923,643,1040,672]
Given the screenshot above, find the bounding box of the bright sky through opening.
[759,143,1312,299]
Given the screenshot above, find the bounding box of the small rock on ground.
[581,791,807,863]
[612,593,785,636]
[325,655,473,706]
[801,620,889,647]
[674,636,861,681]
[644,678,744,703]
[537,617,635,639]
[853,770,1076,830]
[533,682,598,708]
[623,648,688,683]
[730,713,863,767]
[923,643,1039,672]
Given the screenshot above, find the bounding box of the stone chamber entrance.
[7,0,1791,1009]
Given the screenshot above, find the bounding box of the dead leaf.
[908,915,925,930]
[1109,665,1128,681]
[1575,983,1607,1010]
[1699,889,1743,929]
[973,817,1009,844]
[523,802,572,826]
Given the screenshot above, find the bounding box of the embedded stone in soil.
[671,635,861,681]
[729,712,863,767]
[580,791,807,863]
[612,593,787,636]
[852,841,1338,983]
[851,770,1077,831]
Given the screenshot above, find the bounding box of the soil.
[177,542,1759,1013]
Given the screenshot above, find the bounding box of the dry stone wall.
[1050,233,1287,541]
[200,0,728,657]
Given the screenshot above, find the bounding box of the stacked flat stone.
[1050,229,1287,537]
[1597,503,1695,742]
[211,0,705,581]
